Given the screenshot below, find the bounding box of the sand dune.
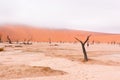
[0,24,120,43]
[0,25,120,80]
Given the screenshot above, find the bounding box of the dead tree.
[27,39,32,45]
[7,35,12,44]
[0,35,2,43]
[75,35,91,61]
[16,40,19,44]
[27,39,30,44]
[49,38,51,44]
[26,36,32,45]
[23,39,26,45]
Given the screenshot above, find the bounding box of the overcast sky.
[0,0,120,33]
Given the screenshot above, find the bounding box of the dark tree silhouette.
[0,35,2,43]
[23,39,27,45]
[27,39,30,44]
[7,35,12,44]
[23,37,32,45]
[75,35,91,61]
[16,40,19,44]
[27,36,32,45]
[27,39,32,45]
[49,38,51,44]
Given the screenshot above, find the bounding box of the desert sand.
[0,42,120,80]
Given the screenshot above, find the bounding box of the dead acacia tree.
[0,35,2,43]
[7,35,12,44]
[23,39,27,45]
[26,36,32,45]
[27,39,30,44]
[16,40,19,44]
[49,38,51,44]
[75,35,91,61]
[27,39,32,45]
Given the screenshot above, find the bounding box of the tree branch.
[74,37,83,44]
[83,35,91,44]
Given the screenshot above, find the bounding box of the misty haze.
[0,0,120,80]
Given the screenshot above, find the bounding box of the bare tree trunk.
[81,43,88,61]
[7,35,12,44]
[0,35,2,43]
[27,40,32,45]
[75,35,91,61]
[49,38,51,44]
[27,40,30,44]
[27,36,32,45]
[16,40,19,44]
[23,39,26,45]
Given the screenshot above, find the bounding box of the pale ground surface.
[0,42,120,80]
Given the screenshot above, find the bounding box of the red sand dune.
[0,24,120,43]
